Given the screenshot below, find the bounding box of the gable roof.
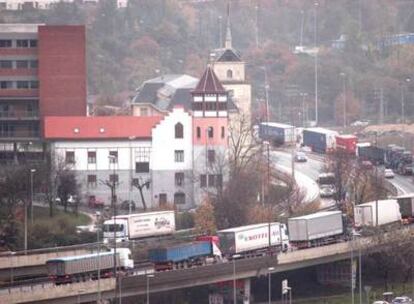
[216,48,242,62]
[44,116,163,140]
[192,65,226,94]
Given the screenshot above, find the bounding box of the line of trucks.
[46,195,414,283]
[258,122,413,175]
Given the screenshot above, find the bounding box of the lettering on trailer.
[237,230,280,242]
[154,217,171,229]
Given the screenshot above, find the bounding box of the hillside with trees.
[1,0,414,125]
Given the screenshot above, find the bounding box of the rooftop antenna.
[225,0,232,49]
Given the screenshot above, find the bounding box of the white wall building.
[0,0,127,10]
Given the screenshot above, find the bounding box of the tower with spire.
[211,1,252,122]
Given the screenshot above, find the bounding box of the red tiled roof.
[44,116,163,140]
[192,65,226,94]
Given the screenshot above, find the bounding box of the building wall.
[38,25,86,117]
[131,104,164,117]
[224,83,251,119]
[151,107,194,209]
[51,139,153,207]
[213,61,245,83]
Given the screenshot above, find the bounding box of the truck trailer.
[287,211,344,248]
[354,199,401,227]
[396,193,414,224]
[148,241,221,271]
[217,222,289,256]
[103,210,175,243]
[303,128,338,154]
[335,134,357,154]
[259,122,295,146]
[46,248,133,284]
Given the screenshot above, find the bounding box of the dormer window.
[175,122,183,139]
[227,69,233,79]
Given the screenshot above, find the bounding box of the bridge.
[2,227,412,304]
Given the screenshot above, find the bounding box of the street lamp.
[108,154,118,302]
[268,267,275,304]
[314,1,319,125]
[299,93,308,127]
[96,211,101,303]
[30,168,36,226]
[232,254,241,304]
[401,77,410,148]
[350,231,361,304]
[146,274,155,304]
[262,140,272,251]
[340,72,347,128]
[128,136,136,214]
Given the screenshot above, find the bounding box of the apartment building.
[0,0,128,10]
[0,24,86,163]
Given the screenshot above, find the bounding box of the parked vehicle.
[335,134,357,154]
[148,241,221,271]
[396,193,414,224]
[287,211,344,248]
[103,211,175,243]
[46,248,133,284]
[259,122,295,146]
[392,296,412,303]
[354,200,401,227]
[302,128,338,154]
[384,169,395,179]
[317,173,336,186]
[319,184,336,198]
[217,222,289,256]
[88,195,105,209]
[294,152,308,162]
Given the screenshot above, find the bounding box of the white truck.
[103,210,175,243]
[354,199,401,227]
[217,222,289,256]
[288,211,344,248]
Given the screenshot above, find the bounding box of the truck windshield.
[318,173,335,185]
[103,224,124,232]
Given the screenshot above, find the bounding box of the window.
[16,60,29,68]
[205,102,217,111]
[140,107,148,116]
[193,103,203,111]
[29,40,37,47]
[175,122,183,139]
[174,192,186,205]
[109,174,119,183]
[0,60,12,69]
[208,127,214,138]
[87,175,97,188]
[0,40,11,48]
[208,174,216,187]
[16,40,29,48]
[87,151,96,164]
[17,81,29,89]
[227,69,233,79]
[65,151,75,164]
[175,172,184,186]
[29,60,38,69]
[196,127,201,138]
[200,174,207,187]
[0,81,12,89]
[159,193,167,206]
[216,174,223,188]
[218,103,227,111]
[30,81,38,89]
[208,149,215,163]
[221,126,225,139]
[136,162,149,173]
[109,151,118,163]
[174,150,184,162]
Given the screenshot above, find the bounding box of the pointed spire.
[225,1,232,49]
[193,65,226,94]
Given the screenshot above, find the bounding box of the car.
[373,301,390,304]
[384,168,395,179]
[392,296,413,304]
[351,120,370,127]
[319,185,336,198]
[120,200,136,211]
[88,195,105,209]
[294,152,308,162]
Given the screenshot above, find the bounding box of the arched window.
[175,122,183,138]
[227,69,233,79]
[208,127,214,138]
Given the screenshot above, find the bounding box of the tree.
[194,198,216,235]
[57,169,80,213]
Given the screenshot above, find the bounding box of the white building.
[0,0,127,10]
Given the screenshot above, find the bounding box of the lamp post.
[300,92,308,127]
[314,1,319,125]
[340,72,347,128]
[128,136,136,214]
[401,77,410,148]
[232,254,241,304]
[146,274,154,304]
[352,231,362,304]
[262,140,271,251]
[96,211,101,303]
[30,168,36,226]
[268,267,275,304]
[108,154,118,303]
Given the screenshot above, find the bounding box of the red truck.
[335,134,357,154]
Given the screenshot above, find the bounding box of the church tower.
[212,2,252,122]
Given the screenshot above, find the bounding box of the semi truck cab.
[115,248,134,270]
[103,218,129,243]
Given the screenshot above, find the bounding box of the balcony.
[0,68,37,77]
[0,111,39,121]
[0,48,37,56]
[0,89,38,98]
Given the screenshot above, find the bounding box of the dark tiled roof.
[192,66,226,94]
[133,83,164,105]
[169,88,193,110]
[216,48,241,62]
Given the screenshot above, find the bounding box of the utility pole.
[255,5,259,48]
[379,88,384,125]
[314,2,319,125]
[340,72,347,128]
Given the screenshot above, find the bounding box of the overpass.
[2,227,412,304]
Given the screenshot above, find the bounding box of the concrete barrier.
[0,278,115,303]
